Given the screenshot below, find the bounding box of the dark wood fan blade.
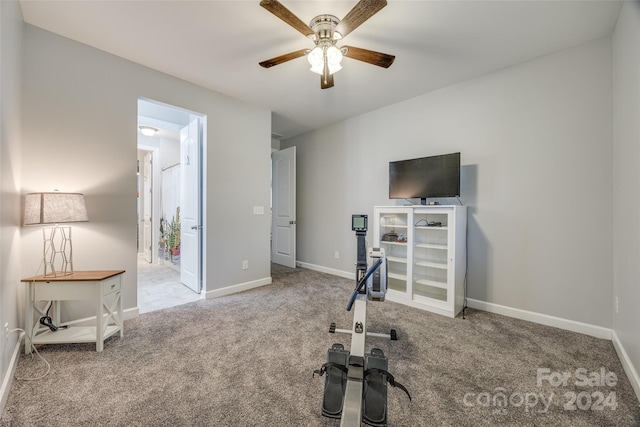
[260,0,315,38]
[321,59,334,89]
[321,72,334,89]
[343,45,395,68]
[335,0,387,39]
[259,49,307,68]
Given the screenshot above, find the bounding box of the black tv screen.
[389,152,460,203]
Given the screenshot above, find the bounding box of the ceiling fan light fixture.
[328,63,342,74]
[327,45,343,64]
[310,63,324,75]
[308,44,343,75]
[307,46,324,67]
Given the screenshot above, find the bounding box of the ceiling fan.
[259,0,395,89]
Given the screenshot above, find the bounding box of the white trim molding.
[204,277,272,299]
[0,333,24,415]
[612,330,640,403]
[296,261,354,281]
[466,298,612,339]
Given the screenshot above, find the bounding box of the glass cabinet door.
[378,212,408,293]
[412,211,449,302]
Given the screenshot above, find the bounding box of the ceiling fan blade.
[335,0,387,39]
[343,45,395,68]
[259,49,307,68]
[320,56,334,89]
[320,67,333,89]
[260,0,315,38]
[321,73,334,89]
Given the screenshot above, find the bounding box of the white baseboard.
[204,276,272,299]
[124,307,139,320]
[296,261,354,281]
[612,330,640,403]
[466,298,612,339]
[0,332,24,415]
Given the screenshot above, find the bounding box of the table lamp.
[24,192,89,277]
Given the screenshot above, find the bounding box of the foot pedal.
[363,348,388,427]
[314,343,349,419]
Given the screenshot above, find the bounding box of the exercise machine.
[314,215,410,427]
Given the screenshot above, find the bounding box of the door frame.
[137,97,207,309]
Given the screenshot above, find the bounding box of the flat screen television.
[389,152,460,204]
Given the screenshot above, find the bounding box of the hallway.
[137,256,201,314]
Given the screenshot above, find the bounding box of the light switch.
[253,206,264,215]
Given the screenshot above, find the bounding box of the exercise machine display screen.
[352,215,367,232]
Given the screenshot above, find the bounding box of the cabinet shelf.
[387,256,407,264]
[388,272,407,281]
[415,243,447,250]
[415,260,448,270]
[414,278,447,290]
[415,225,448,230]
[32,325,121,345]
[380,241,407,246]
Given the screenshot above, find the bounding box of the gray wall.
[0,0,23,407]
[20,25,272,320]
[612,0,640,391]
[283,37,614,328]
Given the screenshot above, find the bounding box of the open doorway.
[137,98,206,314]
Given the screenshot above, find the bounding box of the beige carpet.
[2,264,639,426]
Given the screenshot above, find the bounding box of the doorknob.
[289,220,296,225]
[191,225,202,230]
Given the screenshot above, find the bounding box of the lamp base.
[43,226,74,277]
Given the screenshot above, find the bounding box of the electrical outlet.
[334,251,339,259]
[614,297,619,314]
[242,260,249,270]
[4,322,9,337]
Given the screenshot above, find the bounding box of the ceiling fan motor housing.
[309,14,342,41]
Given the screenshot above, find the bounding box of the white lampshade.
[24,192,89,225]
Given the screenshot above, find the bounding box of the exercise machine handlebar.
[346,258,383,312]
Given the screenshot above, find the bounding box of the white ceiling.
[19,0,622,139]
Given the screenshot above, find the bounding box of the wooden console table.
[22,270,125,353]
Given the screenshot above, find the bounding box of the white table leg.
[25,283,34,354]
[96,284,104,352]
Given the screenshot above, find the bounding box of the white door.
[179,118,201,293]
[142,152,153,263]
[272,146,296,268]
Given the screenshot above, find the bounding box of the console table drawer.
[102,276,121,296]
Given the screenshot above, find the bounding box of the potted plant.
[168,207,181,257]
[158,215,168,261]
